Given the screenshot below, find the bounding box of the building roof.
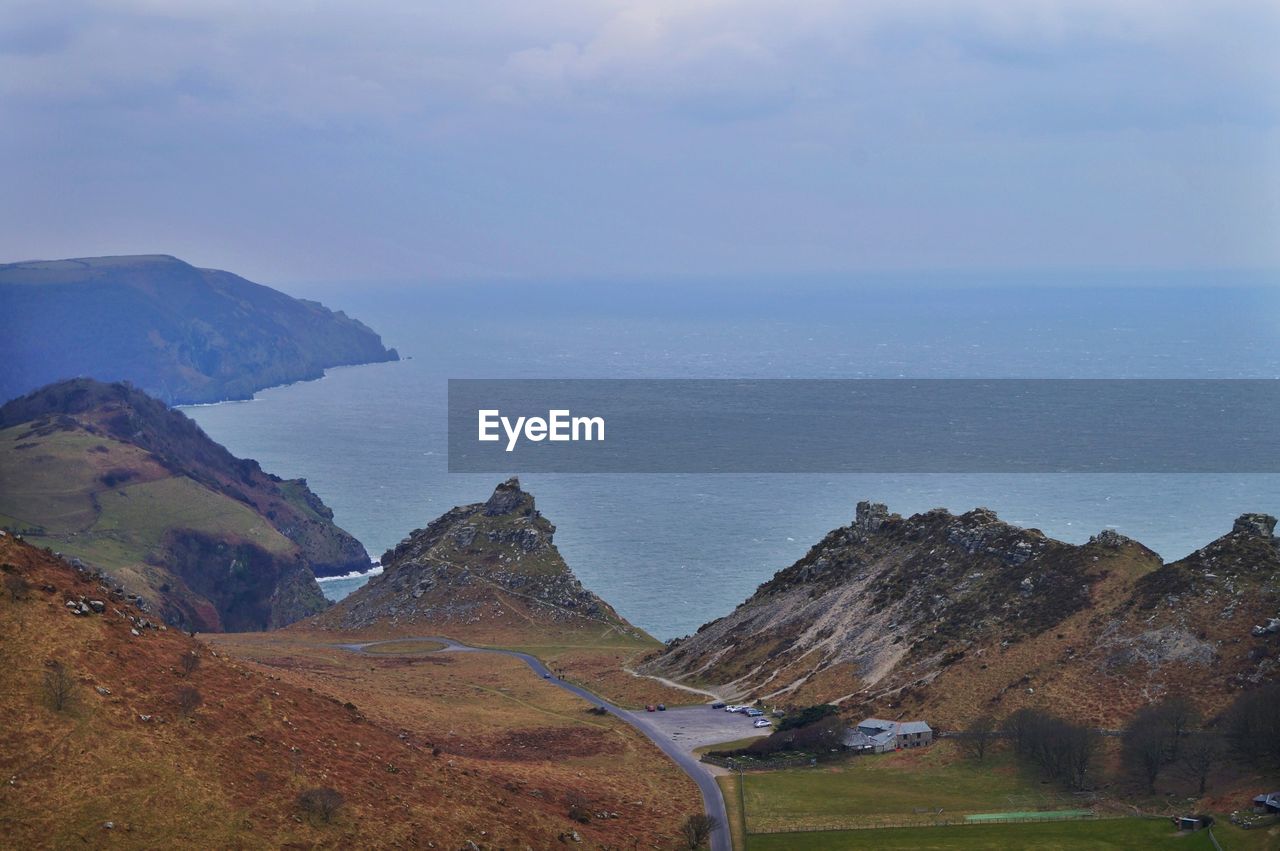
[1254,792,1280,805]
[857,718,897,733]
[898,721,933,735]
[841,730,873,749]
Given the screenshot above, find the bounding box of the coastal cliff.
[0,254,398,405]
[0,379,374,629]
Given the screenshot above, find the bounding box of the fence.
[746,810,1112,835]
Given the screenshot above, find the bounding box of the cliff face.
[640,502,1279,726]
[309,478,650,644]
[0,254,398,405]
[0,379,370,630]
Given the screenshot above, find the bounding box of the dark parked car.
[711,701,726,709]
[657,704,666,711]
[646,704,656,712]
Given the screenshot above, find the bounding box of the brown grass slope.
[0,535,699,849]
[640,502,1280,727]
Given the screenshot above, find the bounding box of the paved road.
[340,637,733,851]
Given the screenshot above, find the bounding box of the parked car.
[745,708,764,717]
[657,703,666,711]
[725,705,745,713]
[646,704,656,712]
[543,672,552,679]
[753,718,772,728]
[711,701,727,709]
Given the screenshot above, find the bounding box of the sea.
[181,275,1280,640]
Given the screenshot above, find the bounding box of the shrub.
[679,814,719,849]
[3,572,30,602]
[567,797,592,824]
[175,686,203,716]
[775,704,837,732]
[297,787,344,824]
[179,650,200,677]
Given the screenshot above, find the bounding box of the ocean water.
[182,278,1280,640]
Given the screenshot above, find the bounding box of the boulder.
[1233,513,1278,539]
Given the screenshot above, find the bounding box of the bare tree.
[42,661,77,712]
[1123,720,1168,792]
[1006,708,1099,791]
[175,686,203,716]
[179,650,200,677]
[1160,697,1197,762]
[297,787,345,824]
[1179,733,1225,796]
[679,814,719,849]
[961,714,997,761]
[1224,684,1280,769]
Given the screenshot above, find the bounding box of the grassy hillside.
[0,536,701,848]
[0,380,376,629]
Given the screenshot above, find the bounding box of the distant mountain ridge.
[640,501,1280,727]
[0,254,398,405]
[0,378,374,629]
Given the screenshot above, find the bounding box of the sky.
[1,0,1278,284]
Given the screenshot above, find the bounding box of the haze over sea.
[183,277,1280,640]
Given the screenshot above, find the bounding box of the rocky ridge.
[640,501,1279,725]
[308,478,649,642]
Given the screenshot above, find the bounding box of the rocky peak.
[1233,513,1278,540]
[853,501,894,536]
[1089,528,1137,549]
[484,477,535,517]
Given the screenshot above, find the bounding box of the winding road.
[339,637,732,851]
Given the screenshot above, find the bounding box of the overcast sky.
[2,0,1278,284]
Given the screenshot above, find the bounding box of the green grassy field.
[738,743,1069,832]
[744,818,1216,850]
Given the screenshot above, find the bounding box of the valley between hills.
[1,376,1278,849]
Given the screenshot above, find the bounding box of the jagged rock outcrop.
[307,479,649,643]
[641,504,1279,725]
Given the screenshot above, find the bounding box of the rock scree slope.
[641,501,1280,727]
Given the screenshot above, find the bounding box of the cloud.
[0,0,1276,279]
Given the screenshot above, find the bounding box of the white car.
[725,705,745,713]
[753,718,772,728]
[745,708,764,717]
